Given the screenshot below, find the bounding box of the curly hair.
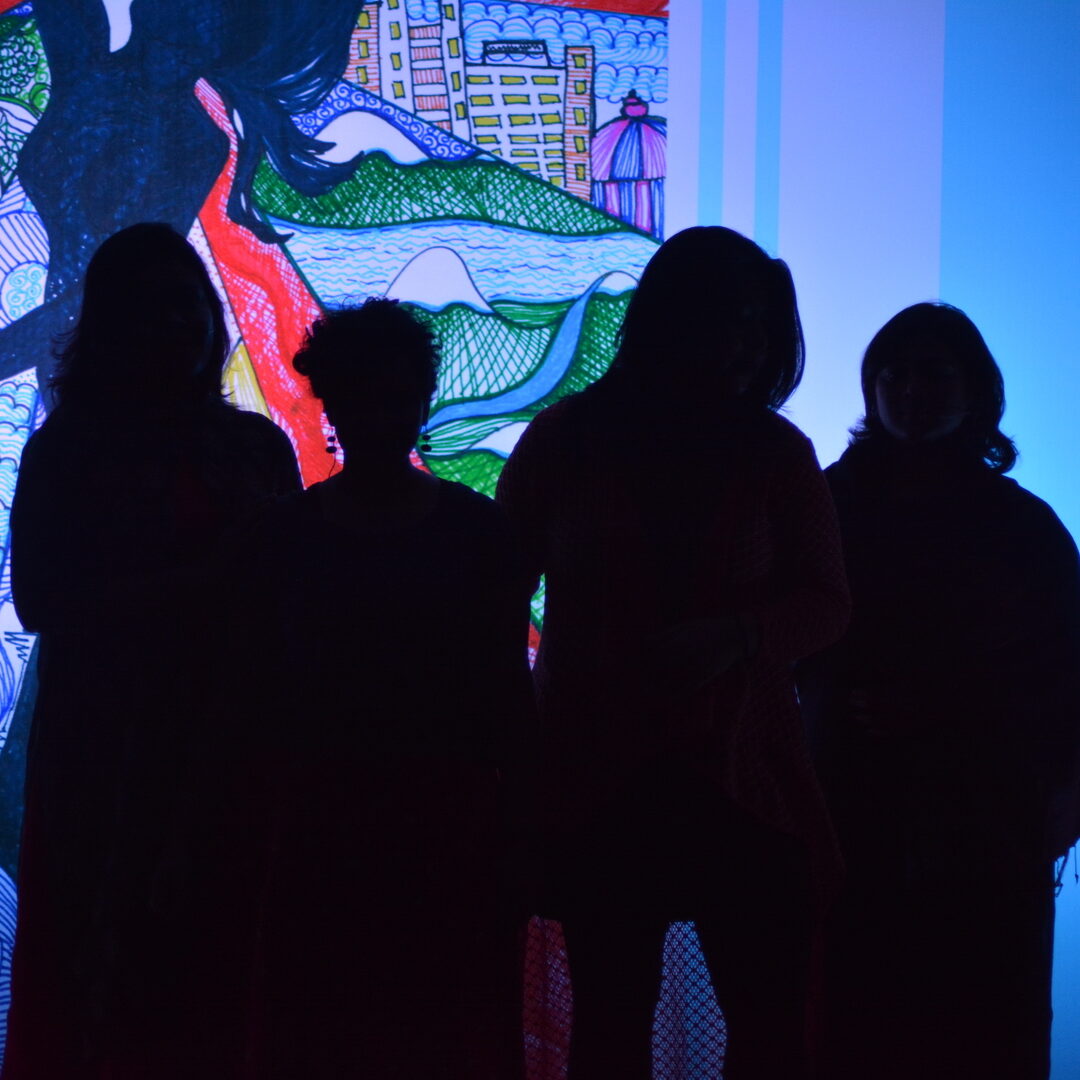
[293,299,440,412]
[851,302,1017,473]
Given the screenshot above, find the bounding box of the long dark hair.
[205,0,369,243]
[50,223,229,407]
[593,226,804,411]
[851,301,1017,473]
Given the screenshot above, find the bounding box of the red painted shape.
[535,0,667,15]
[0,0,25,14]
[194,79,327,485]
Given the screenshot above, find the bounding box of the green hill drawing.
[252,151,642,237]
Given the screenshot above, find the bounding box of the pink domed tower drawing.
[591,90,666,237]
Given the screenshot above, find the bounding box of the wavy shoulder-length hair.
[851,301,1017,473]
[590,225,804,411]
[50,223,229,407]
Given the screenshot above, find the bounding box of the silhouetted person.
[5,223,300,1079]
[226,300,534,1079]
[495,227,851,1080]
[798,302,1080,1080]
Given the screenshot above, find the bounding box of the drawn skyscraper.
[563,46,595,199]
[346,3,381,93]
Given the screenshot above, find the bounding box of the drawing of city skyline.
[342,0,667,233]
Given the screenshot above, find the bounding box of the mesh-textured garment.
[523,918,727,1080]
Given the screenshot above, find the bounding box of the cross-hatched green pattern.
[431,304,556,406]
[253,154,641,238]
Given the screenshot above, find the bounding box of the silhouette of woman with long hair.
[229,300,533,1079]
[798,302,1080,1079]
[5,222,300,1078]
[496,226,850,1080]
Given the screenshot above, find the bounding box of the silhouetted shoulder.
[439,476,511,523]
[498,397,603,490]
[231,485,313,546]
[994,475,1080,571]
[758,410,820,456]
[211,404,302,493]
[241,479,519,552]
[996,475,1073,528]
[18,402,105,462]
[528,398,581,427]
[433,480,532,582]
[743,411,825,484]
[217,403,288,440]
[495,402,585,581]
[513,398,584,452]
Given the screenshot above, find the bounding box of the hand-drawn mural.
[0,0,670,1063]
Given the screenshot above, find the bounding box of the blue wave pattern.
[0,181,47,331]
[594,62,668,106]
[405,0,441,19]
[0,376,40,743]
[427,276,603,429]
[291,81,479,162]
[0,866,15,1056]
[275,217,657,307]
[0,378,38,571]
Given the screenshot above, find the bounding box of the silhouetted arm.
[744,425,851,665]
[1005,495,1080,854]
[9,426,80,632]
[495,410,558,591]
[259,413,303,494]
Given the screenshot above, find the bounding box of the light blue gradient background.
[686,2,1080,1073]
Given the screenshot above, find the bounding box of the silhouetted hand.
[645,615,750,697]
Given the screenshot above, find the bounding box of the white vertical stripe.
[665,0,703,236]
[777,0,946,467]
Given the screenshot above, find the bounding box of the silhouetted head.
[293,300,439,465]
[605,226,804,411]
[51,223,228,408]
[853,302,1016,472]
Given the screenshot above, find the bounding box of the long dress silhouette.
[4,225,301,1079]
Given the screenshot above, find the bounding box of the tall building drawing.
[346,3,381,93]
[377,0,413,112]
[438,2,470,141]
[563,46,594,199]
[409,22,452,130]
[465,42,569,184]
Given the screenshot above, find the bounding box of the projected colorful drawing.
[0,0,668,1059]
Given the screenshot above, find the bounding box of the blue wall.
[940,8,1080,1074]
